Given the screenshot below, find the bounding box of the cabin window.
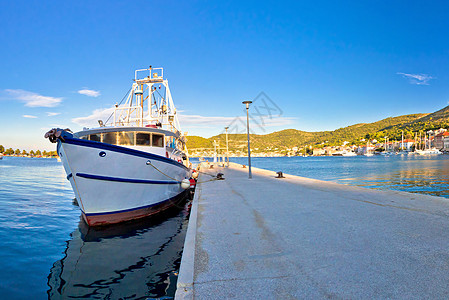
[103,132,117,145]
[80,135,88,140]
[89,134,101,142]
[152,134,164,147]
[136,132,151,146]
[118,131,134,146]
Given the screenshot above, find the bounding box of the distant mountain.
[186,105,449,151]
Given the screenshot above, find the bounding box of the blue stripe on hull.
[84,190,186,216]
[62,137,189,171]
[76,172,179,185]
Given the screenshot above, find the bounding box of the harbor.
[2,2,449,298]
[176,162,449,299]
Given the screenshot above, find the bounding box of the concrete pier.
[175,162,449,299]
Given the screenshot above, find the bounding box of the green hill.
[186,105,449,151]
[185,136,213,149]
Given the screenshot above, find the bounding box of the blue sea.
[0,157,190,299]
[1,154,449,299]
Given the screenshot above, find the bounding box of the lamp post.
[225,126,229,167]
[213,140,217,167]
[242,100,252,179]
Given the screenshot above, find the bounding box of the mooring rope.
[147,160,223,184]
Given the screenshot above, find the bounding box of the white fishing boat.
[45,67,192,226]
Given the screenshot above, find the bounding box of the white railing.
[135,67,164,82]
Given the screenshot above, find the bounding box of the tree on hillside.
[15,149,20,155]
[22,150,28,156]
[0,145,4,153]
[30,150,35,156]
[5,148,14,155]
[42,150,47,157]
[36,150,42,156]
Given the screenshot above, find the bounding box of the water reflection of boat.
[47,200,190,299]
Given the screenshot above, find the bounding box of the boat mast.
[419,131,422,150]
[425,132,427,150]
[401,130,404,151]
[414,132,417,151]
[112,67,181,134]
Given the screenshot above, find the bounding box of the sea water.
[218,154,449,198]
[2,155,449,299]
[0,157,190,299]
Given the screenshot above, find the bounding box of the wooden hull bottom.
[82,190,189,227]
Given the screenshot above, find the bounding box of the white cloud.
[23,114,37,118]
[5,89,62,107]
[72,107,115,127]
[178,114,236,126]
[259,116,296,127]
[46,112,61,117]
[178,113,296,135]
[78,89,101,97]
[397,72,434,85]
[178,113,295,127]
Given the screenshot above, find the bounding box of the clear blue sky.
[1,1,448,151]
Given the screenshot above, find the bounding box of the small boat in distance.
[45,67,192,226]
[416,148,442,155]
[342,151,357,157]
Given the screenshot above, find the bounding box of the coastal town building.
[357,145,375,154]
[312,148,326,156]
[434,131,449,149]
[399,139,415,151]
[443,135,449,152]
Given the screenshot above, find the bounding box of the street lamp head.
[225,126,229,130]
[242,100,252,109]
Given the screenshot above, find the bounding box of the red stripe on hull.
[82,191,188,226]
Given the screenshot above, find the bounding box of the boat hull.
[58,137,191,226]
[81,190,188,226]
